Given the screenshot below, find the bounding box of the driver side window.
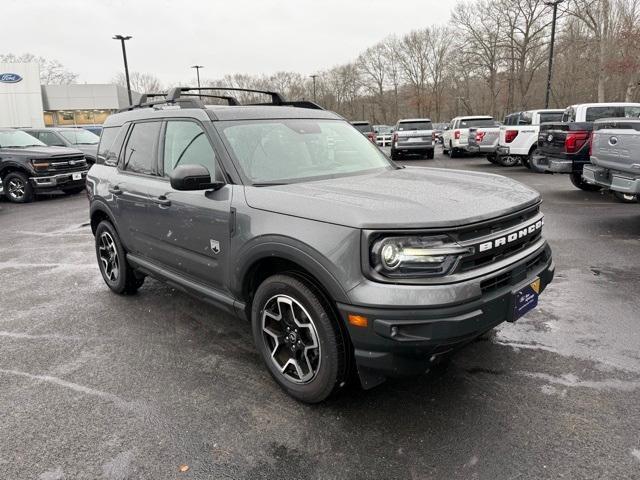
[163,121,216,177]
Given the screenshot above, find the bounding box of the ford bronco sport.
[88,87,555,403]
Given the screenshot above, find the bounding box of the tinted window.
[97,126,129,166]
[163,121,216,177]
[585,106,640,122]
[398,121,432,131]
[352,123,372,133]
[459,118,497,128]
[538,112,563,123]
[123,122,160,175]
[38,132,66,146]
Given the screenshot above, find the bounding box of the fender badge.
[210,239,220,254]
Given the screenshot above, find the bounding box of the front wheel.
[95,220,145,294]
[3,171,34,203]
[252,274,348,403]
[570,172,602,191]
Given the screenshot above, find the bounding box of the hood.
[244,166,541,229]
[72,144,98,159]
[0,146,84,158]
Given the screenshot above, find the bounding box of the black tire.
[570,171,602,191]
[521,156,531,169]
[3,171,34,203]
[612,191,638,203]
[487,155,499,165]
[426,150,434,159]
[528,149,548,173]
[390,149,400,161]
[95,220,144,295]
[449,143,458,158]
[62,186,85,195]
[252,274,348,403]
[497,155,519,167]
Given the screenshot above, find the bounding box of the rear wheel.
[252,274,348,403]
[390,149,400,161]
[95,220,145,294]
[3,171,34,203]
[497,155,519,167]
[612,191,638,203]
[426,150,434,160]
[487,155,499,165]
[528,148,548,173]
[449,142,458,158]
[570,171,602,191]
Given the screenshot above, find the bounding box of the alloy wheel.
[261,295,321,384]
[98,232,119,282]
[7,178,25,200]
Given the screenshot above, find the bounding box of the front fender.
[231,235,352,305]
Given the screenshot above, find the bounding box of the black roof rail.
[167,86,286,105]
[119,87,324,112]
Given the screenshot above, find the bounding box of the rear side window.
[163,121,216,177]
[562,108,576,122]
[38,131,66,146]
[398,121,432,131]
[353,123,372,133]
[123,122,161,175]
[97,126,128,166]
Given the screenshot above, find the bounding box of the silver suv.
[390,118,435,160]
[88,87,554,403]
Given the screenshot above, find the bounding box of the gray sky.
[4,0,453,85]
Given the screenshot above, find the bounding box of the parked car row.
[0,126,99,203]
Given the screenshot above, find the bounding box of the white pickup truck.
[442,116,495,158]
[495,109,564,169]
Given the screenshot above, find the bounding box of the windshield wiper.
[75,142,98,145]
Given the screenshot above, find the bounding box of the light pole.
[544,0,564,108]
[310,74,318,102]
[113,35,133,105]
[191,65,204,98]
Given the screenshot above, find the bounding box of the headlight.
[371,235,473,278]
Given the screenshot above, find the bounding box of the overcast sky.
[3,0,453,85]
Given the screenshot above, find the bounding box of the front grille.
[43,156,87,173]
[480,248,549,294]
[451,204,543,274]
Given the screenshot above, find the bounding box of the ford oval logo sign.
[0,73,23,83]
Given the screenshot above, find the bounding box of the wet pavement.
[1,149,639,479]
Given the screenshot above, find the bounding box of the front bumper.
[582,165,640,194]
[338,245,554,388]
[30,170,88,189]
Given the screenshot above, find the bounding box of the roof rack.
[120,86,324,112]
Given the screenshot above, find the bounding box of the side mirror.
[170,164,224,191]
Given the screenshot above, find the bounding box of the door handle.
[108,186,123,195]
[152,195,171,207]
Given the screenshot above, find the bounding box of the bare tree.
[113,72,163,94]
[0,53,78,84]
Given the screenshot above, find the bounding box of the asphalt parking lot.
[1,147,639,479]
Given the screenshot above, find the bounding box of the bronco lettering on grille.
[477,219,544,253]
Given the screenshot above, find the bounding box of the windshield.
[459,118,497,128]
[219,119,393,184]
[0,130,45,148]
[398,121,432,131]
[59,129,100,145]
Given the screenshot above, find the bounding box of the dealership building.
[0,62,140,128]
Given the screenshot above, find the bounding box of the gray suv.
[88,87,554,403]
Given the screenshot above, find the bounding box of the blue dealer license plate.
[512,278,541,321]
